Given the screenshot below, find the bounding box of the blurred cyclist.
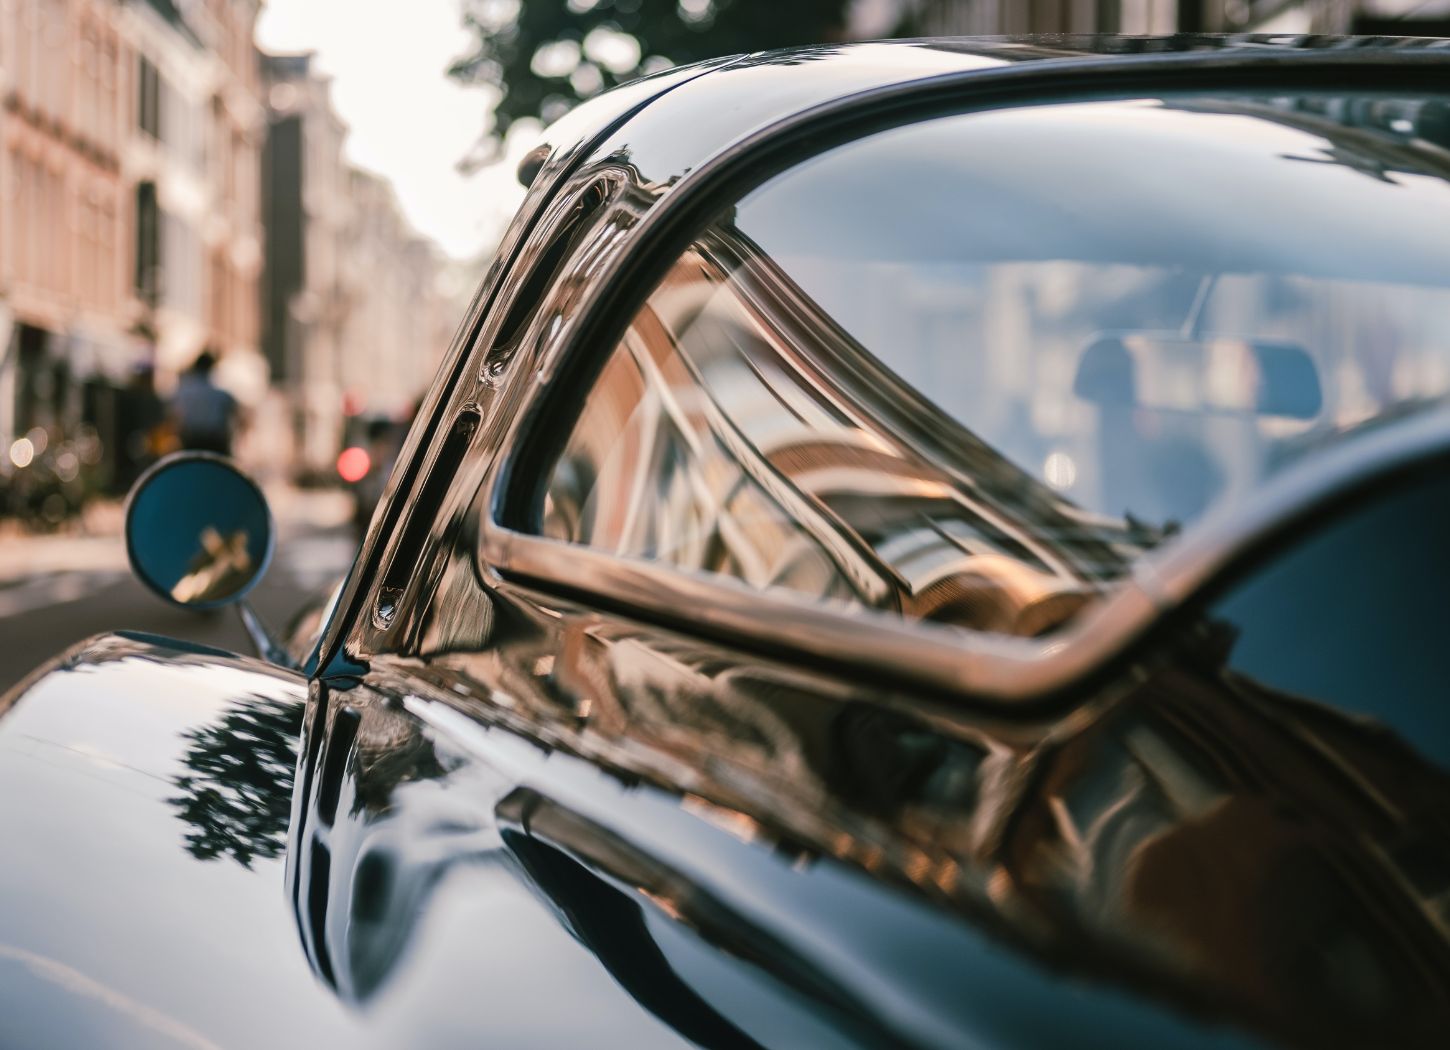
[172,350,238,457]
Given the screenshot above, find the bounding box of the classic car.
[4,34,1450,1049]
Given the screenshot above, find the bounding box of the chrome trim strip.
[1140,407,1450,608]
[316,59,742,676]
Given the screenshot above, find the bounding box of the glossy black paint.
[304,463,1447,1048]
[289,653,1252,1048]
[0,636,339,1048]
[5,37,1450,1050]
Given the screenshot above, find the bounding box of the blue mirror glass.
[125,453,274,608]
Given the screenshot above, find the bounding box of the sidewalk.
[0,502,129,584]
[0,484,353,586]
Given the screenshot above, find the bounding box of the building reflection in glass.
[541,231,1139,637]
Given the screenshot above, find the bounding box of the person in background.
[115,362,166,491]
[172,350,238,457]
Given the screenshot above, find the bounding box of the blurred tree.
[449,0,850,167]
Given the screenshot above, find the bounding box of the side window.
[529,94,1450,638]
[993,469,1450,1041]
[1206,468,1450,771]
[537,227,1116,637]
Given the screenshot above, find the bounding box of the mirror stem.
[237,601,295,669]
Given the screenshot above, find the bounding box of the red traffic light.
[336,446,371,483]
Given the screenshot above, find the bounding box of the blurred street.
[0,485,356,695]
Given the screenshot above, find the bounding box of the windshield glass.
[540,92,1450,637]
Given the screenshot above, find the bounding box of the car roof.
[527,34,1450,193]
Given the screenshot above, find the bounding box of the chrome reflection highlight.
[540,232,1135,637]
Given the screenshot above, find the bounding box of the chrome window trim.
[314,59,740,675]
[470,53,1450,703]
[360,177,629,653]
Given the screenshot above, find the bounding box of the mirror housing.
[125,453,275,609]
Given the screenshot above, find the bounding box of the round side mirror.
[125,453,275,609]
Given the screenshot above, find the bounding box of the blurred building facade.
[1,0,134,487]
[339,168,447,421]
[1,2,454,501]
[869,0,1450,35]
[261,51,453,480]
[121,0,266,397]
[260,50,349,478]
[0,0,265,493]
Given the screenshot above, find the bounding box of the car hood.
[0,634,352,1047]
[0,634,720,1048]
[0,633,1261,1049]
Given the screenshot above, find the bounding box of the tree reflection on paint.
[169,694,303,868]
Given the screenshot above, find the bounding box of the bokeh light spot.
[337,446,371,483]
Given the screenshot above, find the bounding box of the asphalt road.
[0,492,357,696]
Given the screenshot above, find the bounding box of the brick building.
[0,0,265,492]
[0,0,134,480]
[121,0,265,398]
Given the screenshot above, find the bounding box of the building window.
[138,56,162,140]
[135,180,161,304]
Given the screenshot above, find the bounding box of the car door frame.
[318,45,1450,708]
[303,57,741,679]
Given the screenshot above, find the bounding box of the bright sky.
[256,0,532,260]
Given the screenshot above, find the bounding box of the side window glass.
[529,95,1450,637]
[997,471,1450,1041]
[1206,469,1450,771]
[537,233,1121,636]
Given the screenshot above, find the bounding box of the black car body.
[4,36,1450,1048]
